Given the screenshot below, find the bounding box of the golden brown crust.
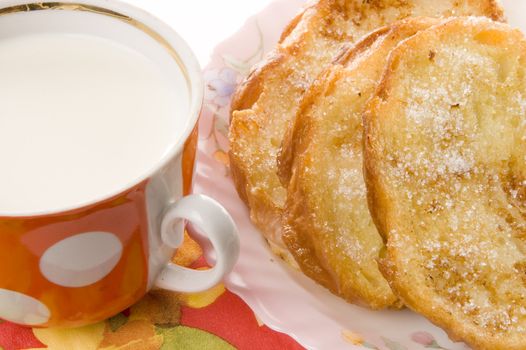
[228,121,251,205]
[230,53,284,118]
[278,26,390,186]
[229,0,506,264]
[481,0,506,21]
[364,17,526,349]
[228,110,296,264]
[283,17,439,309]
[281,66,348,298]
[278,3,313,44]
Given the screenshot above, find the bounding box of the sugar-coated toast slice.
[281,18,440,309]
[364,17,526,350]
[229,0,505,262]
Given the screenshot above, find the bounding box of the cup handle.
[154,194,239,293]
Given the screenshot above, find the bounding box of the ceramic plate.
[193,1,526,349]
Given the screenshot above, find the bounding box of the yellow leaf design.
[99,320,162,350]
[172,230,203,267]
[99,334,163,350]
[341,329,364,345]
[179,283,225,309]
[25,322,105,350]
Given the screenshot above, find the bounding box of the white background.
[122,0,280,67]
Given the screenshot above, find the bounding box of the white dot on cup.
[0,289,50,325]
[40,231,123,288]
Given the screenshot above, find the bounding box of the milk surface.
[0,33,182,214]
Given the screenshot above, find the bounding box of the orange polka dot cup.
[0,0,239,327]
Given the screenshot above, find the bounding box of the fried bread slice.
[364,17,526,349]
[229,0,504,262]
[280,18,440,309]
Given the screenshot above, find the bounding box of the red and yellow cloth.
[0,233,303,350]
